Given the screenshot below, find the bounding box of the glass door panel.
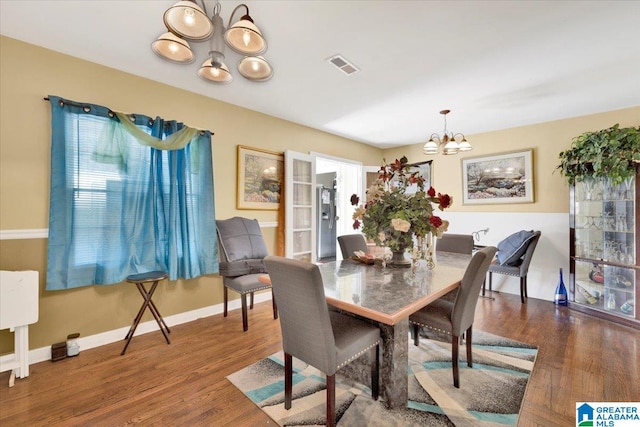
[285,150,316,262]
[571,174,638,327]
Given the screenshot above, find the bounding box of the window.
[46,96,218,290]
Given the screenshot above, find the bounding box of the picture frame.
[462,149,534,204]
[405,160,432,194]
[237,145,284,210]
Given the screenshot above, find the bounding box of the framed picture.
[237,145,284,210]
[405,160,432,194]
[462,149,534,204]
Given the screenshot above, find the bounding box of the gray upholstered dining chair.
[437,233,474,255]
[264,255,380,427]
[484,230,542,304]
[216,217,278,332]
[337,234,369,259]
[409,246,497,388]
[436,233,474,302]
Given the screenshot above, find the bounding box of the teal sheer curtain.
[46,95,218,290]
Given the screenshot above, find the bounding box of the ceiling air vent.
[327,54,360,76]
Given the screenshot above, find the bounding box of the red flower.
[438,193,452,209]
[350,194,360,206]
[429,215,443,228]
[427,186,436,198]
[352,219,361,229]
[390,158,404,172]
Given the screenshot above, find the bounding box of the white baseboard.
[0,292,273,369]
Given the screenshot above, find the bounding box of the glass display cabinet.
[570,172,639,328]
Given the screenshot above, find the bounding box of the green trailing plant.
[557,124,640,185]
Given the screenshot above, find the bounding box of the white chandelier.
[423,109,472,155]
[151,0,273,84]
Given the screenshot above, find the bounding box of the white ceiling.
[1,0,639,149]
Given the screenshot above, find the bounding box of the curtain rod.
[43,97,214,135]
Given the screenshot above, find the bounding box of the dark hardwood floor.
[1,292,638,426]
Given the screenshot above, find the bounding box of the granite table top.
[260,251,471,325]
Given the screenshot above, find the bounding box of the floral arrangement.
[350,156,452,252]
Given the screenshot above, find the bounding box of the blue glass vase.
[555,268,568,306]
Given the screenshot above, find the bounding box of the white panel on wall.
[443,212,569,302]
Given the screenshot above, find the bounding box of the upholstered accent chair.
[409,246,497,388]
[484,230,542,304]
[436,233,474,255]
[337,234,368,259]
[264,256,380,427]
[216,217,277,332]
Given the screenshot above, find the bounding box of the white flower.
[378,231,386,242]
[352,206,366,221]
[434,219,450,238]
[391,218,411,233]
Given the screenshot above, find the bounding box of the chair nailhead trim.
[409,321,451,336]
[229,285,271,295]
[336,340,381,370]
[409,322,471,343]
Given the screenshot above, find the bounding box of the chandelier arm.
[227,3,250,28]
[429,133,442,143]
[452,132,466,141]
[196,0,208,17]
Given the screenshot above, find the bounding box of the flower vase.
[389,248,411,268]
[425,233,436,269]
[412,234,436,271]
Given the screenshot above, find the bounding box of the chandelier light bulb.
[183,8,195,25]
[242,30,251,47]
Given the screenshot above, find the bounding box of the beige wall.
[0,36,383,352]
[385,107,640,213]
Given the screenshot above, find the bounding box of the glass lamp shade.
[224,18,267,55]
[457,138,472,152]
[238,56,273,82]
[151,32,195,64]
[163,1,213,41]
[423,140,439,155]
[197,59,233,84]
[443,138,460,155]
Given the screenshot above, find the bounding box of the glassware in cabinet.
[570,172,638,328]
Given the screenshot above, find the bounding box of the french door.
[285,150,316,262]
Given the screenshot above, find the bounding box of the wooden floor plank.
[1,292,638,426]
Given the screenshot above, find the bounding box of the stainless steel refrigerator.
[316,173,337,261]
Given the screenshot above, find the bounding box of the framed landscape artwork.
[462,149,534,205]
[237,145,284,210]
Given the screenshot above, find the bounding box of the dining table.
[259,251,472,409]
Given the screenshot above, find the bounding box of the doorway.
[314,154,362,261]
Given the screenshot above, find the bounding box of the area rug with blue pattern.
[227,331,537,426]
